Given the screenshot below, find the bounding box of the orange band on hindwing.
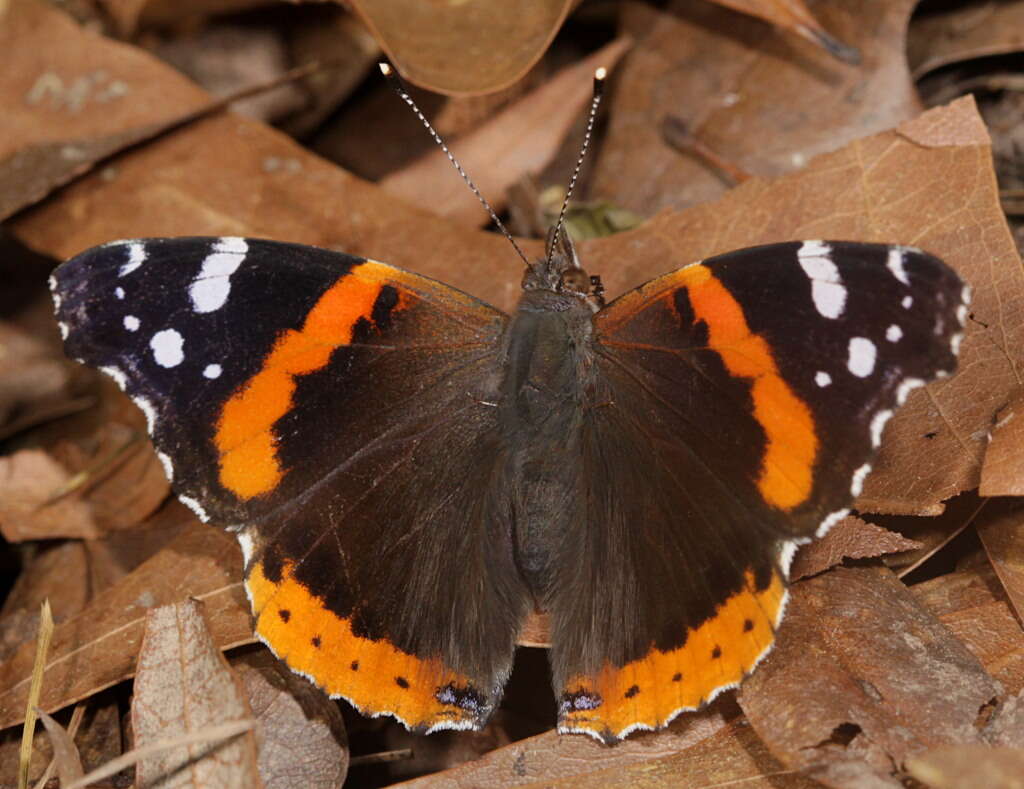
[214,261,405,499]
[678,264,818,510]
[559,570,786,741]
[245,558,486,731]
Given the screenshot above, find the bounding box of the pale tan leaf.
[131,599,261,788]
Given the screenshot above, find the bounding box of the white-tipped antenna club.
[545,67,606,266]
[379,61,530,266]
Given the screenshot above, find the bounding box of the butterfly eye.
[559,269,590,295]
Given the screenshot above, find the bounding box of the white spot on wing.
[815,371,832,388]
[956,304,968,326]
[962,284,972,304]
[132,394,158,434]
[951,332,964,355]
[115,286,125,300]
[203,363,222,379]
[778,541,800,577]
[797,241,846,319]
[897,377,925,405]
[189,237,248,313]
[123,315,140,332]
[851,464,872,497]
[180,495,209,522]
[100,365,129,391]
[150,328,184,368]
[847,337,876,377]
[870,409,893,447]
[887,247,909,285]
[157,452,174,481]
[816,508,850,538]
[119,242,147,276]
[58,322,69,340]
[236,532,255,565]
[886,324,902,342]
[902,295,913,309]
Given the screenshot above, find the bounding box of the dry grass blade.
[61,719,255,789]
[33,708,84,785]
[16,600,52,789]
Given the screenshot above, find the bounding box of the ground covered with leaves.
[1,0,1024,786]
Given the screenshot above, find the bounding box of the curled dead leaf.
[789,515,921,581]
[346,0,574,96]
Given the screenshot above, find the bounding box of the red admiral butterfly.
[48,68,967,744]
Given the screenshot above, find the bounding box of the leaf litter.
[1,0,1024,786]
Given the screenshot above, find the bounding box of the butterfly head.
[522,229,605,310]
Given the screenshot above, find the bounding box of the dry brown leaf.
[908,0,1024,80]
[50,420,171,533]
[739,566,998,787]
[279,11,382,139]
[980,390,1024,496]
[379,38,631,227]
[233,650,348,789]
[789,515,921,581]
[132,599,261,788]
[710,0,858,62]
[1,541,91,625]
[516,720,822,788]
[100,0,275,36]
[0,523,252,730]
[392,701,735,788]
[590,0,921,216]
[912,560,1024,698]
[83,498,195,593]
[0,449,98,542]
[0,0,209,221]
[0,321,72,438]
[905,744,1024,789]
[347,0,573,96]
[977,500,1024,625]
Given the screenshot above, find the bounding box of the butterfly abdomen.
[499,291,597,594]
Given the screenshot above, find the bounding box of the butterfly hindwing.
[548,241,966,741]
[52,237,532,732]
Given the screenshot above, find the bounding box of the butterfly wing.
[52,237,531,732]
[548,241,966,742]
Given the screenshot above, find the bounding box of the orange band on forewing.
[679,265,817,510]
[246,560,480,731]
[560,570,785,740]
[215,261,403,499]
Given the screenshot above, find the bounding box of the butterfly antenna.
[546,67,606,266]
[379,62,530,266]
